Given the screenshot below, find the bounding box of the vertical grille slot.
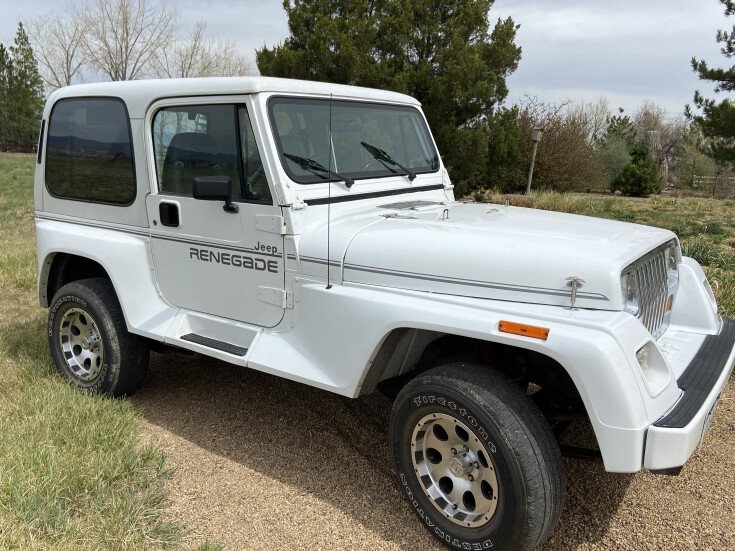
[633,248,670,339]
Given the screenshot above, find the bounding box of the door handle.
[159,202,180,227]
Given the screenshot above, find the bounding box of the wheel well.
[364,329,586,422]
[41,253,111,306]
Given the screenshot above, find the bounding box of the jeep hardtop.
[34,77,735,551]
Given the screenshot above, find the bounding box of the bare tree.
[26,9,86,90]
[81,0,178,81]
[633,101,687,183]
[152,20,251,78]
[510,96,607,193]
[567,98,611,144]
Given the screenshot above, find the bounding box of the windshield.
[269,97,439,185]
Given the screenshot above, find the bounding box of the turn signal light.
[498,321,550,341]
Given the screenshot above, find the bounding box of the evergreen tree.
[485,106,522,190]
[610,141,663,197]
[598,111,662,196]
[603,114,636,149]
[4,23,45,150]
[597,113,636,184]
[0,44,9,145]
[257,0,521,192]
[256,0,381,86]
[688,0,735,162]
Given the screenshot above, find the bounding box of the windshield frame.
[267,95,440,185]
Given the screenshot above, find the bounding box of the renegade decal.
[189,247,279,273]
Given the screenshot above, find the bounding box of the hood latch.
[565,276,585,310]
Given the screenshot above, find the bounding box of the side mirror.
[192,176,239,213]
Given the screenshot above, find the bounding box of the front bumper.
[644,318,735,470]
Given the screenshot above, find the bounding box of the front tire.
[48,278,149,396]
[390,363,565,551]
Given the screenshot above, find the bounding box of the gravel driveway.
[135,352,735,550]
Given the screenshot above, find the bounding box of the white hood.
[298,201,675,310]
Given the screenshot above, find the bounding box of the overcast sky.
[0,0,729,115]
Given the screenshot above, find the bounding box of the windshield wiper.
[360,142,416,181]
[283,153,355,188]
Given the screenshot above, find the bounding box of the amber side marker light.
[498,320,550,341]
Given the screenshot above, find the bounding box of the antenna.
[326,93,333,290]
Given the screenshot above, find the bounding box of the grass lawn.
[0,151,733,549]
[0,153,219,550]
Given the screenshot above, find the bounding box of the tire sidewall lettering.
[393,367,560,551]
[399,390,504,549]
[48,295,88,337]
[400,468,494,549]
[411,393,497,455]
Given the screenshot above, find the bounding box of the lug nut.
[474,462,479,469]
[463,445,469,452]
[468,474,474,482]
[452,504,458,509]
[451,448,457,455]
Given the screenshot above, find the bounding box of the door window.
[152,104,272,203]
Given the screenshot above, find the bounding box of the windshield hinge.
[291,196,308,210]
[442,168,454,190]
[258,287,293,309]
[255,214,287,235]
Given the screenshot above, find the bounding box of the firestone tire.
[390,363,565,551]
[48,278,149,397]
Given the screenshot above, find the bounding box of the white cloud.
[1,0,731,114]
[493,0,728,113]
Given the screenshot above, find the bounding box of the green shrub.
[611,158,662,196]
[610,142,663,197]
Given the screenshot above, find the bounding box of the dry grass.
[0,154,217,551]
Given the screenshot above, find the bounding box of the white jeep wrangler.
[34,77,734,550]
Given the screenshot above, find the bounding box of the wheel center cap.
[449,452,474,477]
[82,334,100,351]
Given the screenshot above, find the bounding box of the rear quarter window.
[45,97,136,205]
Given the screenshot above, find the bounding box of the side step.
[180,333,249,356]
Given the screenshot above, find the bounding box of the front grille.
[631,248,670,339]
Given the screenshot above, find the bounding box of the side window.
[152,104,271,203]
[238,107,271,202]
[46,98,135,205]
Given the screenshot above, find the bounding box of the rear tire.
[48,278,149,396]
[390,363,565,551]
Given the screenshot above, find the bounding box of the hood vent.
[379,200,444,210]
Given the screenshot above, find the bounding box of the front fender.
[249,278,677,472]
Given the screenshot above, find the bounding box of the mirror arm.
[223,199,239,214]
